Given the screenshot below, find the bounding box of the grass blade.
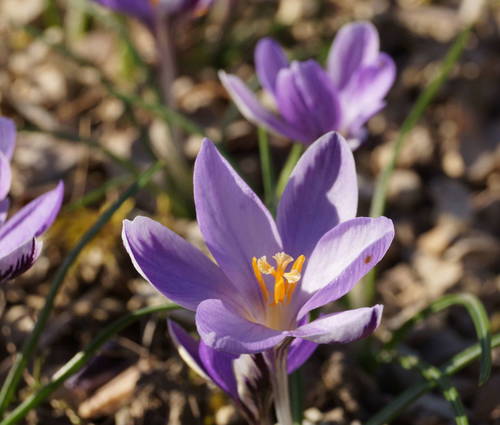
[0,304,180,425]
[385,293,492,385]
[258,127,276,211]
[276,143,303,198]
[367,333,500,425]
[0,162,163,416]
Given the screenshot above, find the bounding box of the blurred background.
[0,0,499,424]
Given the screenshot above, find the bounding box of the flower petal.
[0,117,16,160]
[194,139,282,309]
[93,0,154,26]
[275,61,341,143]
[196,299,286,355]
[277,132,357,259]
[123,216,238,311]
[0,238,42,284]
[198,341,239,399]
[219,71,307,142]
[0,152,11,200]
[287,338,318,374]
[255,38,289,96]
[291,305,383,344]
[0,182,64,258]
[327,21,380,90]
[0,198,9,225]
[297,217,394,317]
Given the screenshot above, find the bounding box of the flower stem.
[270,341,293,425]
[276,143,303,198]
[258,127,276,211]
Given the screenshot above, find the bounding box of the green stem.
[0,162,163,416]
[370,27,471,218]
[258,127,275,211]
[276,144,303,198]
[0,304,180,425]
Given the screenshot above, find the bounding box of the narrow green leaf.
[0,304,180,425]
[258,127,276,211]
[367,333,500,425]
[0,162,163,416]
[290,369,304,425]
[385,293,492,385]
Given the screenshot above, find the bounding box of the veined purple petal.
[194,139,282,310]
[123,217,239,311]
[291,305,383,344]
[219,71,307,142]
[0,238,42,284]
[196,299,287,355]
[255,38,289,96]
[198,341,239,399]
[275,61,341,143]
[0,199,9,225]
[0,153,11,201]
[93,0,154,26]
[327,21,380,90]
[0,182,64,258]
[0,117,16,160]
[297,217,394,318]
[277,132,357,259]
[287,337,318,374]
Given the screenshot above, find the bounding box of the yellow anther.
[252,257,269,302]
[252,252,306,307]
[257,256,275,275]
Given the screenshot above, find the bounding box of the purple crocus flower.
[93,0,214,28]
[0,118,64,284]
[123,131,394,355]
[168,320,317,424]
[220,21,396,147]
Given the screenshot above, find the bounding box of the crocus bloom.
[168,320,317,424]
[0,117,64,284]
[93,0,214,28]
[123,131,394,355]
[220,21,396,147]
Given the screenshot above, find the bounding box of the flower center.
[251,252,305,306]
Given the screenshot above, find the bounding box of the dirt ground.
[0,0,499,424]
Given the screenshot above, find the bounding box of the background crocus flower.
[168,320,317,425]
[93,0,214,28]
[0,118,64,284]
[220,21,396,147]
[123,131,394,355]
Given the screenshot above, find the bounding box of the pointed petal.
[327,21,380,89]
[194,139,282,309]
[0,238,42,284]
[196,299,286,355]
[0,152,11,200]
[123,217,238,311]
[0,182,64,258]
[275,61,341,142]
[0,198,9,225]
[255,38,289,96]
[297,217,394,317]
[291,305,383,344]
[287,338,318,374]
[219,71,307,142]
[93,0,154,26]
[198,341,239,399]
[0,117,16,160]
[277,132,357,259]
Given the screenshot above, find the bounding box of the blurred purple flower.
[123,132,394,355]
[0,117,64,284]
[220,21,396,147]
[93,0,214,28]
[168,320,316,424]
